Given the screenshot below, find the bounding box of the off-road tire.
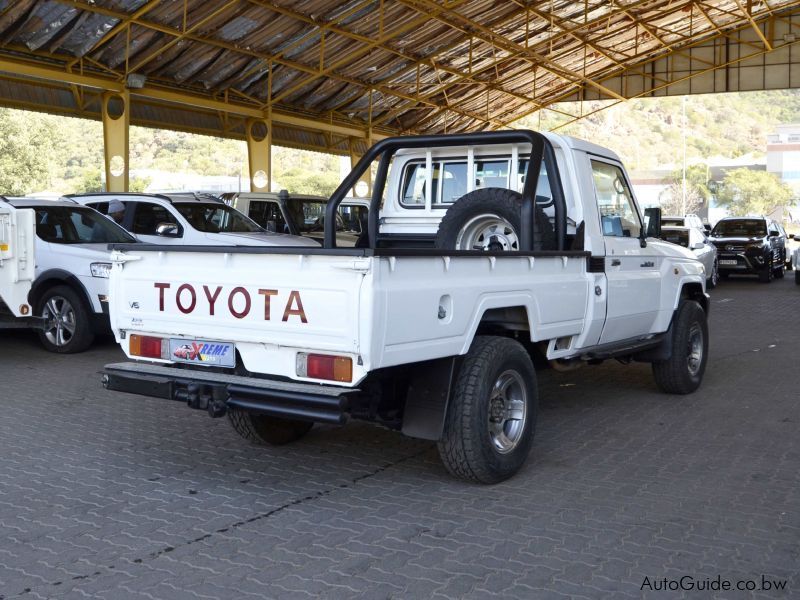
[775,261,785,278]
[227,408,313,445]
[652,300,708,395]
[795,270,800,285]
[437,336,538,484]
[434,188,555,251]
[35,285,95,354]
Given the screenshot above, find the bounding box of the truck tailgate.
[109,249,370,380]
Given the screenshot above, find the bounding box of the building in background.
[767,124,800,198]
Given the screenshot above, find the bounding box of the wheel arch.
[30,269,94,311]
[679,281,709,316]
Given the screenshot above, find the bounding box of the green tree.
[0,109,60,194]
[73,169,104,193]
[716,168,793,216]
[659,163,711,215]
[129,175,151,192]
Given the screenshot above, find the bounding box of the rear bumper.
[102,361,354,424]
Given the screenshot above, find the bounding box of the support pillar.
[246,118,272,192]
[349,137,372,199]
[101,91,130,192]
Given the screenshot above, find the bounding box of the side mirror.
[703,224,711,233]
[769,230,779,237]
[790,233,795,239]
[644,207,661,239]
[155,222,180,237]
[691,241,705,250]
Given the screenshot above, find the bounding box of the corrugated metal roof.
[0,0,798,153]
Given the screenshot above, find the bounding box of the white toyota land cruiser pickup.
[102,130,709,483]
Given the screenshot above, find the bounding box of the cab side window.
[132,203,175,235]
[591,160,642,238]
[248,200,287,233]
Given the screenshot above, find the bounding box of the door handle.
[611,259,621,266]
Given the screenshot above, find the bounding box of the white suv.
[69,192,318,247]
[7,197,137,353]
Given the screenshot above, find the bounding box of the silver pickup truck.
[102,130,709,483]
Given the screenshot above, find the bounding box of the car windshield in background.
[662,218,684,227]
[35,206,136,244]
[711,219,766,237]
[285,200,368,234]
[174,203,261,233]
[661,229,689,247]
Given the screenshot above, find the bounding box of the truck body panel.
[0,204,36,319]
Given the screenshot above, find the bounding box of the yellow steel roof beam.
[733,0,774,49]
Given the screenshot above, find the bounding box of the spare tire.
[434,188,555,251]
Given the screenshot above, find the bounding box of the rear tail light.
[129,334,169,360]
[296,353,352,382]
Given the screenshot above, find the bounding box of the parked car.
[791,239,800,284]
[662,213,709,234]
[102,129,709,484]
[709,216,786,282]
[6,197,137,352]
[69,192,319,248]
[222,191,370,247]
[660,226,718,289]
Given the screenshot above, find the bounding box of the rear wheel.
[227,408,313,445]
[36,285,94,354]
[438,336,537,484]
[795,271,800,285]
[652,300,708,394]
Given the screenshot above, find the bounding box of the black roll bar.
[323,129,566,251]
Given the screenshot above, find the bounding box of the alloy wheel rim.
[686,323,704,376]
[488,369,527,454]
[455,214,519,251]
[42,295,76,347]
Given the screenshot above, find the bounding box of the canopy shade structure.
[0,0,800,156]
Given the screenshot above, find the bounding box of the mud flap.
[401,356,459,441]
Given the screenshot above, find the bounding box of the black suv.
[709,217,787,283]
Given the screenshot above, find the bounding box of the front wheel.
[227,409,313,445]
[758,257,773,283]
[36,285,94,353]
[707,259,719,290]
[438,336,538,484]
[652,300,708,394]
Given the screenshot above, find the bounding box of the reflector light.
[303,353,353,382]
[130,334,166,359]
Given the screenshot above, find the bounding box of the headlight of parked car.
[90,262,112,278]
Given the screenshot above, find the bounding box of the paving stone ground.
[1,276,798,599]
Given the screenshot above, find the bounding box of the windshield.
[661,229,689,248]
[711,219,766,237]
[35,206,136,244]
[174,203,262,233]
[662,218,684,227]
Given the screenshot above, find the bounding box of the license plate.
[169,339,235,367]
[719,259,738,265]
